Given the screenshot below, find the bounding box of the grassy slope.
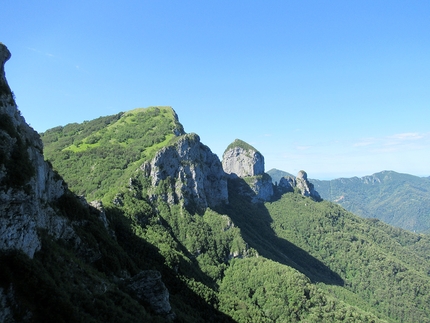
[42,106,183,202]
[224,139,259,154]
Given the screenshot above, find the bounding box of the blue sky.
[2,1,430,179]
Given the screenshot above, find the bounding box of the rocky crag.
[140,133,229,213]
[222,139,273,202]
[127,270,175,320]
[0,43,72,258]
[278,170,321,201]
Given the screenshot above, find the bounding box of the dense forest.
[268,169,430,234]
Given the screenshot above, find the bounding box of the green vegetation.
[224,139,259,155]
[8,108,426,322]
[266,193,430,322]
[310,171,430,233]
[219,257,383,323]
[41,106,183,201]
[0,82,11,98]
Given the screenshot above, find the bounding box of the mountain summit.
[222,139,273,202]
[222,139,264,177]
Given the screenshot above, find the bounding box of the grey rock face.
[89,200,117,239]
[278,176,296,193]
[222,147,264,177]
[128,270,175,320]
[278,170,321,200]
[246,174,274,203]
[141,133,228,212]
[222,139,273,202]
[0,43,77,258]
[0,286,13,323]
[0,42,12,97]
[296,170,321,200]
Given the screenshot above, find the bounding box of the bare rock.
[128,270,175,320]
[142,133,228,213]
[222,139,273,202]
[278,176,296,193]
[0,43,77,258]
[222,139,264,177]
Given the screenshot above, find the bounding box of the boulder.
[222,139,264,177]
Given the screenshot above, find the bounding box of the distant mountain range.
[268,169,430,233]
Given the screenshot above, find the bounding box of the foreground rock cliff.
[0,43,71,258]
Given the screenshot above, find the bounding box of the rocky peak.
[141,133,228,213]
[222,139,273,202]
[128,270,175,320]
[278,170,321,201]
[222,139,264,177]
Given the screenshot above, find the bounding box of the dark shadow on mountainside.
[215,178,344,286]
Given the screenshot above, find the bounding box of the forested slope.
[269,168,430,233]
[311,171,430,233]
[33,108,430,322]
[266,193,430,322]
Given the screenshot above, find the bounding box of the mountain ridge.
[268,168,430,233]
[2,43,430,322]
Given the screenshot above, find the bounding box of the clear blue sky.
[2,1,430,179]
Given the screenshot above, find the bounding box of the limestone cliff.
[222,139,273,202]
[0,43,75,258]
[141,133,228,213]
[222,139,264,177]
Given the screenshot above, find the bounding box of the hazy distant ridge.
[268,169,430,233]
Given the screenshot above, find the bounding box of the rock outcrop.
[128,270,175,320]
[141,133,228,213]
[278,170,321,201]
[278,176,296,193]
[222,139,273,202]
[0,43,76,258]
[222,139,264,177]
[296,170,321,200]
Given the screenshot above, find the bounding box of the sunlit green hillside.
[42,106,184,201]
